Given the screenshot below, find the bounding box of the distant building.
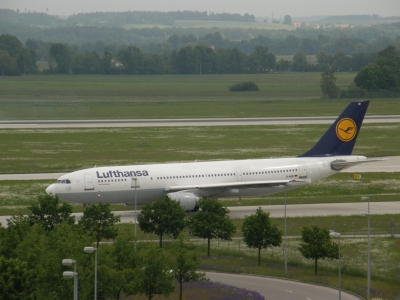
[334,24,351,28]
[293,22,301,28]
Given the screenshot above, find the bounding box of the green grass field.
[1,73,399,120]
[0,123,399,174]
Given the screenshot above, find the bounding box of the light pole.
[330,230,341,300]
[284,190,287,276]
[84,247,98,300]
[62,259,78,300]
[362,196,371,300]
[133,177,138,249]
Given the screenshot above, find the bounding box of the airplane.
[46,100,372,211]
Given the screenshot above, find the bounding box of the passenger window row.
[157,173,235,180]
[156,169,298,180]
[98,179,128,183]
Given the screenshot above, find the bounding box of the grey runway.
[1,115,399,128]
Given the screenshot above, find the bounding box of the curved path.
[0,115,399,128]
[205,272,362,300]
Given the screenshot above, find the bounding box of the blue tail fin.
[298,101,370,157]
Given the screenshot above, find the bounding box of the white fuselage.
[46,155,367,206]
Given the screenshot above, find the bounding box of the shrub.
[229,81,260,92]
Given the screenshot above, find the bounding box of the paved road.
[0,115,399,128]
[108,201,400,223]
[205,272,362,300]
[1,201,397,227]
[228,201,400,219]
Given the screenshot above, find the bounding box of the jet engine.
[167,192,200,212]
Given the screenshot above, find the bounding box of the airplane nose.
[46,184,56,196]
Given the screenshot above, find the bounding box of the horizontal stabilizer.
[331,158,387,171]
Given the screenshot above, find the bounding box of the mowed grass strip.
[1,73,399,120]
[0,123,399,174]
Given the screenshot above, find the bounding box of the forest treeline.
[0,33,382,76]
[1,9,400,58]
[1,33,399,96]
[2,23,400,58]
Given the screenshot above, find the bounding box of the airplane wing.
[164,179,311,192]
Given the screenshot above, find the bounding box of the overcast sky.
[1,0,398,18]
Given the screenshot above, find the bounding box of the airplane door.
[299,165,307,178]
[84,174,94,190]
[237,169,242,181]
[131,177,140,188]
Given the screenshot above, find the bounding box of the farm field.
[1,73,399,120]
[122,20,293,30]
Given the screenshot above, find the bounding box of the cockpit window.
[56,179,71,184]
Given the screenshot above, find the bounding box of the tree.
[320,68,340,99]
[100,50,114,74]
[78,203,121,248]
[143,53,169,75]
[117,46,144,74]
[298,226,339,274]
[138,195,186,248]
[15,223,92,299]
[49,43,72,74]
[0,215,31,258]
[354,63,385,91]
[316,51,333,66]
[0,34,36,75]
[187,198,236,256]
[248,45,276,73]
[354,46,400,92]
[241,207,282,266]
[112,228,140,300]
[28,194,75,231]
[283,15,292,25]
[292,51,308,71]
[0,257,34,300]
[0,52,19,76]
[127,244,174,300]
[171,233,208,300]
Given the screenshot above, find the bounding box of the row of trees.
[0,194,341,298]
[0,195,206,300]
[320,46,400,98]
[43,42,385,75]
[1,34,386,76]
[139,197,339,274]
[0,34,36,75]
[2,17,400,57]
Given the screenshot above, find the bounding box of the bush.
[229,81,260,92]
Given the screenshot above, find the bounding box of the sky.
[1,0,399,18]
